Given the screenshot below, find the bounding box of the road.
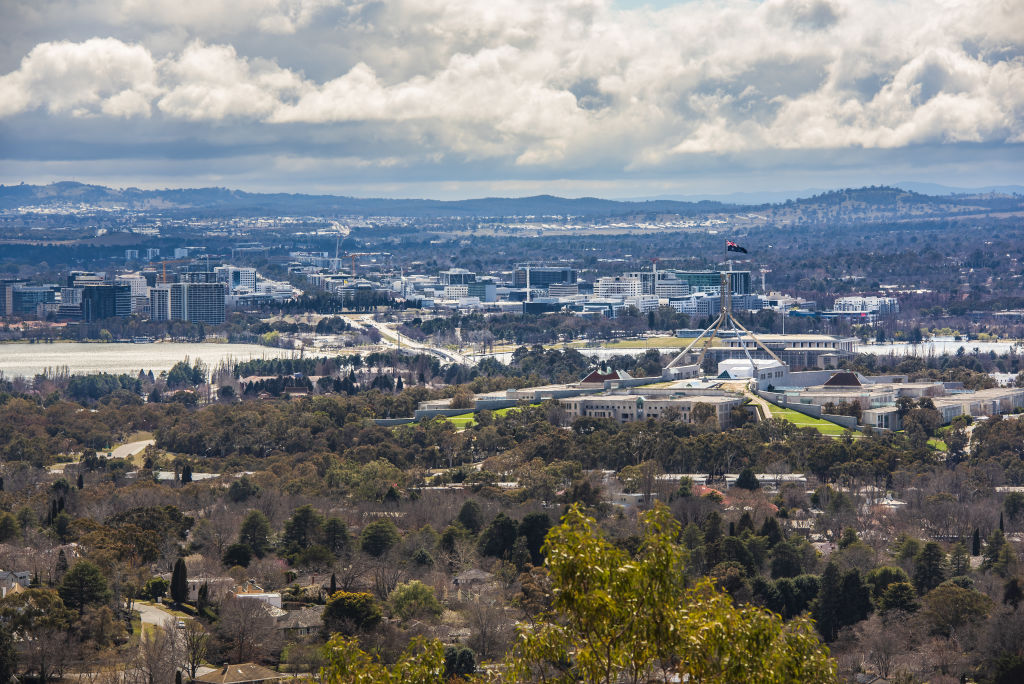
[110,439,155,460]
[357,315,473,365]
[135,601,179,630]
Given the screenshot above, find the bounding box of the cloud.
[0,0,1022,181]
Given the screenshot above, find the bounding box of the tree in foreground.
[317,503,837,683]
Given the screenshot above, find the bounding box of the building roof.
[194,663,285,684]
[277,605,324,630]
[580,366,633,384]
[823,372,862,387]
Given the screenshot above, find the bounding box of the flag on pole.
[726,240,748,254]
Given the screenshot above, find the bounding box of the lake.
[0,342,297,379]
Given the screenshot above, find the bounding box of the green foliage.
[478,513,519,559]
[912,542,946,595]
[170,557,188,604]
[443,645,476,679]
[456,500,484,534]
[319,634,446,683]
[360,519,400,557]
[505,503,837,683]
[865,566,911,601]
[283,505,326,555]
[142,577,169,601]
[518,513,552,566]
[388,580,443,622]
[879,582,919,613]
[735,467,759,490]
[239,510,272,558]
[920,583,992,636]
[222,542,252,568]
[323,592,382,635]
[57,561,111,613]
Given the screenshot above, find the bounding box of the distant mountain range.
[0,181,1021,218]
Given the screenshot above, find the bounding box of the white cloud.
[0,0,1021,173]
[0,37,158,117]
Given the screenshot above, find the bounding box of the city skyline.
[1,0,1022,199]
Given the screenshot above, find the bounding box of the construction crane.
[145,259,193,284]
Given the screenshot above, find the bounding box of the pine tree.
[171,558,188,604]
[913,542,946,595]
[812,562,843,642]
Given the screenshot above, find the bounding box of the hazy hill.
[0,182,1020,219]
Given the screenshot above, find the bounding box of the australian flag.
[726,240,748,254]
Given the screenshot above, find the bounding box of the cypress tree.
[55,549,68,579]
[76,472,84,489]
[197,582,209,612]
[972,528,981,556]
[181,464,192,485]
[1000,512,1005,532]
[171,558,188,604]
[329,573,337,595]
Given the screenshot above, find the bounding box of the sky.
[0,0,1022,200]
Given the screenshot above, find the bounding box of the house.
[0,571,32,598]
[277,605,324,638]
[228,582,282,608]
[193,663,286,684]
[453,569,493,587]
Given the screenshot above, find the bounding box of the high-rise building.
[594,276,642,298]
[214,266,257,292]
[672,271,750,295]
[145,248,161,260]
[11,285,57,316]
[0,280,23,318]
[513,265,577,288]
[125,249,140,260]
[165,283,226,324]
[81,285,131,321]
[439,268,476,286]
[150,286,170,321]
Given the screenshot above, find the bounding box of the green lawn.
[928,437,948,452]
[769,407,854,437]
[445,404,536,429]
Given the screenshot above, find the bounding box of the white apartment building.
[834,296,899,315]
[594,276,642,298]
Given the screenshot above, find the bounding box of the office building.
[439,268,476,286]
[673,270,750,295]
[125,249,140,260]
[11,285,57,316]
[145,248,161,260]
[625,271,690,297]
[513,265,577,289]
[214,266,257,292]
[181,270,219,284]
[81,285,132,322]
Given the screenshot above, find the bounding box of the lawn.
[927,438,948,452]
[445,404,536,429]
[563,336,699,350]
[769,407,854,437]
